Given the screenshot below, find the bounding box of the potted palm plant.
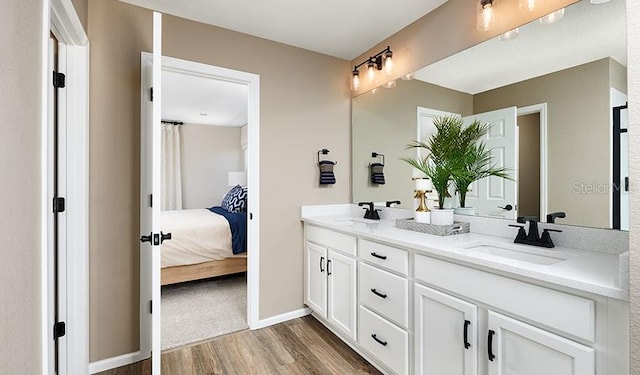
[403,115,461,225]
[450,120,512,215]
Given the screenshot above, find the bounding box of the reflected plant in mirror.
[352,0,627,230]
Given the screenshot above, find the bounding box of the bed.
[160,206,247,285]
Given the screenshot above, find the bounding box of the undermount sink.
[335,218,379,227]
[460,241,567,266]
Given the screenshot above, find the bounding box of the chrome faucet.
[509,216,562,248]
[358,202,380,220]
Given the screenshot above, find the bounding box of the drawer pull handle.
[327,259,332,276]
[488,329,496,361]
[370,288,387,299]
[463,320,471,349]
[370,252,387,260]
[320,257,325,273]
[371,334,388,347]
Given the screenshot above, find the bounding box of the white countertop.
[301,213,628,301]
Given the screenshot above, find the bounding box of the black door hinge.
[150,87,153,102]
[53,71,66,88]
[149,300,153,314]
[53,197,65,213]
[54,321,66,339]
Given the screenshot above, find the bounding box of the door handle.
[463,320,471,349]
[160,231,172,244]
[140,232,153,243]
[498,204,513,211]
[488,329,496,361]
[320,256,325,273]
[327,259,332,276]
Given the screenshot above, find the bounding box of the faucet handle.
[540,228,561,248]
[509,224,527,241]
[543,228,562,233]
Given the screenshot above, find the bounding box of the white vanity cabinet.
[414,254,599,375]
[304,225,357,340]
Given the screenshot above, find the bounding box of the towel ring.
[317,148,337,165]
[371,152,385,165]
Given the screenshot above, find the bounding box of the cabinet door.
[305,242,327,317]
[487,311,594,375]
[415,284,477,375]
[327,250,357,340]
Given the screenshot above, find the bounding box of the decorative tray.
[395,219,470,236]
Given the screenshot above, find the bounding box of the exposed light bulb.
[367,61,376,82]
[539,8,564,24]
[519,0,541,12]
[352,71,360,91]
[498,27,519,41]
[477,0,495,32]
[384,51,393,75]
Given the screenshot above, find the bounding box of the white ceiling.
[413,0,626,94]
[119,0,448,60]
[162,70,248,126]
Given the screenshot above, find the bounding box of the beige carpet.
[161,273,248,351]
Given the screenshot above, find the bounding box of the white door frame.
[42,0,89,374]
[517,104,548,222]
[139,53,261,358]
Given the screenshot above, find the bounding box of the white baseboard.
[89,350,146,374]
[250,307,311,330]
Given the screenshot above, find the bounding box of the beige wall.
[517,113,540,218]
[0,1,43,373]
[474,59,612,228]
[352,79,472,207]
[180,124,243,209]
[88,0,350,361]
[350,0,579,95]
[628,0,640,372]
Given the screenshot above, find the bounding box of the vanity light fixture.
[477,0,496,32]
[498,27,520,41]
[539,8,565,24]
[351,46,393,90]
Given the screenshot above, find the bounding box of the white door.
[414,284,477,375]
[140,12,162,374]
[487,311,594,375]
[463,107,518,219]
[305,242,327,317]
[327,250,357,340]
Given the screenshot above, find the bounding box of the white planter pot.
[454,207,476,216]
[414,211,431,224]
[430,208,454,225]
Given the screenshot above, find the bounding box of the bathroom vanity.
[301,205,629,375]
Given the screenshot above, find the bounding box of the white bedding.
[160,209,238,268]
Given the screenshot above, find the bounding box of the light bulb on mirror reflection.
[519,0,541,12]
[383,80,396,89]
[539,8,564,24]
[498,27,519,41]
[477,0,495,32]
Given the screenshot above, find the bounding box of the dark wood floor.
[97,315,381,375]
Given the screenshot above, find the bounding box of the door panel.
[487,311,594,375]
[305,242,327,317]
[463,107,517,219]
[415,284,477,375]
[327,250,356,339]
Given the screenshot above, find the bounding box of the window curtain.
[161,123,183,210]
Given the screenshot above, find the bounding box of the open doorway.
[159,69,250,350]
[139,52,260,361]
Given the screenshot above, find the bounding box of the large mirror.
[352,0,627,230]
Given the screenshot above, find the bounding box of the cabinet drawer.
[359,306,408,375]
[306,225,356,256]
[359,239,408,275]
[359,263,408,328]
[415,254,595,343]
